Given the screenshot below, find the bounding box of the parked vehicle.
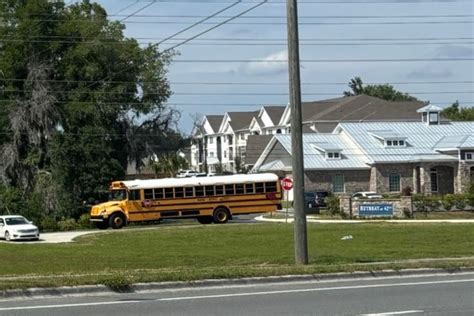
[176,170,200,178]
[0,215,40,241]
[352,191,383,199]
[304,192,318,209]
[315,191,329,207]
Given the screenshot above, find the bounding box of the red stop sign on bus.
[281,177,294,191]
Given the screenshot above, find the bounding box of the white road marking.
[155,278,474,301]
[360,311,424,315]
[1,278,472,311]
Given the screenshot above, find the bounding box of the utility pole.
[286,0,308,265]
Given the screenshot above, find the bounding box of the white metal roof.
[339,121,474,163]
[273,133,370,169]
[119,173,279,190]
[368,130,406,141]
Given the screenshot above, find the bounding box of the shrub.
[441,194,456,211]
[412,194,427,213]
[77,213,93,229]
[453,194,467,211]
[39,217,59,232]
[57,218,78,231]
[424,195,441,211]
[326,195,340,215]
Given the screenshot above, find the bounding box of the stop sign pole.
[281,177,293,223]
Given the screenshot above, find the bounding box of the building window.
[333,174,344,193]
[209,152,214,158]
[430,168,438,193]
[465,152,473,160]
[389,173,401,192]
[276,129,282,134]
[385,139,406,147]
[429,112,439,124]
[327,152,341,159]
[224,150,227,158]
[209,137,213,144]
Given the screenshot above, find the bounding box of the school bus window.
[185,187,194,197]
[255,182,265,193]
[154,188,164,199]
[215,185,224,195]
[205,186,215,196]
[235,184,244,194]
[175,187,184,198]
[144,189,153,200]
[164,188,174,199]
[225,184,234,195]
[195,186,204,197]
[265,182,277,192]
[245,183,254,194]
[129,190,141,201]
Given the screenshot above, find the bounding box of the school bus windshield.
[108,189,127,201]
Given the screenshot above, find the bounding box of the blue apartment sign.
[358,204,394,216]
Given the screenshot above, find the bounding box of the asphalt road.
[1,273,473,315]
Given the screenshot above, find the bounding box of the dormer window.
[466,152,473,161]
[327,152,341,159]
[385,139,406,147]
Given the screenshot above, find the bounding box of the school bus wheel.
[109,212,126,229]
[95,221,108,230]
[213,207,230,224]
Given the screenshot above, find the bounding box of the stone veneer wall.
[339,196,413,218]
[304,170,370,193]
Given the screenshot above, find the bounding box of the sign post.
[281,177,294,223]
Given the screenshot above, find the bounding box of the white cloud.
[243,50,288,76]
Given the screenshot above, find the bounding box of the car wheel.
[197,216,213,224]
[4,231,11,241]
[213,207,230,224]
[108,213,126,229]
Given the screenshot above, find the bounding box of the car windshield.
[5,217,28,225]
[109,189,127,201]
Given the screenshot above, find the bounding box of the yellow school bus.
[90,173,282,229]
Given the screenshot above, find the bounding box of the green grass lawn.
[0,223,473,291]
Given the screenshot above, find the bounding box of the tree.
[441,100,474,121]
[0,0,181,218]
[149,152,188,178]
[344,77,418,101]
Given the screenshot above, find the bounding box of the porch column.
[419,165,432,195]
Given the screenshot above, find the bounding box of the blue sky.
[94,0,473,134]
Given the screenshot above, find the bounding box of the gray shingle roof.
[245,135,274,165]
[263,106,286,125]
[228,111,258,131]
[303,94,424,123]
[206,115,224,133]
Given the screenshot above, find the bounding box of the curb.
[2,267,473,301]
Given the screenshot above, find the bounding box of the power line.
[134,0,472,3]
[171,58,474,63]
[4,19,472,25]
[118,0,157,22]
[2,38,473,47]
[1,78,473,86]
[163,0,268,53]
[155,1,242,46]
[2,89,473,96]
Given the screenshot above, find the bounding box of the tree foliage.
[0,0,183,221]
[344,77,418,101]
[149,152,189,178]
[441,101,474,121]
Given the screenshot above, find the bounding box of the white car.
[176,170,200,178]
[0,215,40,241]
[352,191,383,199]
